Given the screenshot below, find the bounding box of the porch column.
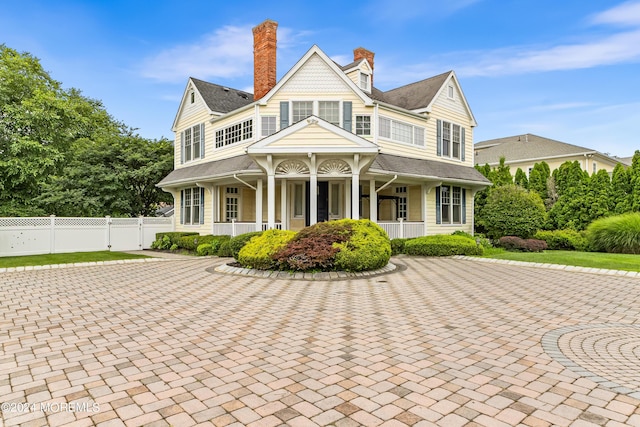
[212,185,219,223]
[422,184,428,236]
[345,179,351,219]
[351,154,360,219]
[267,174,276,229]
[310,154,317,225]
[369,179,377,222]
[256,179,263,231]
[280,179,287,230]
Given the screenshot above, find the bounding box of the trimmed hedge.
[229,231,264,260]
[498,236,547,252]
[391,238,410,255]
[534,229,587,251]
[154,232,198,246]
[178,234,230,251]
[237,229,297,270]
[333,220,391,271]
[587,212,640,254]
[404,235,483,256]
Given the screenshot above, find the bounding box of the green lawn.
[481,249,640,272]
[0,251,151,268]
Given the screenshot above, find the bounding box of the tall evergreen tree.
[611,163,631,214]
[514,168,529,188]
[528,161,550,200]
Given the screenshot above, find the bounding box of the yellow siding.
[408,186,422,221]
[504,155,621,177]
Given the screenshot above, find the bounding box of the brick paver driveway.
[1,256,640,426]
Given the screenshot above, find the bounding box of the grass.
[0,251,151,268]
[480,248,640,272]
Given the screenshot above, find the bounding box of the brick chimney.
[354,47,375,87]
[252,19,278,101]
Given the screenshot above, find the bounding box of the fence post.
[399,218,404,239]
[105,215,111,251]
[50,215,56,254]
[138,216,144,250]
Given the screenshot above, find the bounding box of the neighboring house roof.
[156,205,174,217]
[158,155,261,187]
[370,154,491,186]
[474,133,612,166]
[616,156,634,166]
[190,78,253,114]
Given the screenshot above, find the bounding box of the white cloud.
[590,0,640,26]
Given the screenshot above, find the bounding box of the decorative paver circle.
[542,324,640,399]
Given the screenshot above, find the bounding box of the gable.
[279,54,352,94]
[172,80,211,131]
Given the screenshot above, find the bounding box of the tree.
[611,164,631,214]
[480,184,546,239]
[488,157,513,186]
[0,44,117,215]
[528,161,550,201]
[36,135,174,217]
[514,168,528,188]
[629,150,640,212]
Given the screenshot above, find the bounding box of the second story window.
[355,115,371,136]
[378,116,425,147]
[261,116,276,137]
[292,101,313,123]
[318,101,340,126]
[215,119,253,148]
[437,120,464,160]
[360,73,370,91]
[181,123,204,163]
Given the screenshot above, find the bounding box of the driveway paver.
[1,255,639,426]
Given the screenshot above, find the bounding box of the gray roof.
[370,153,491,185]
[191,78,254,114]
[157,155,261,187]
[474,134,598,166]
[373,71,451,110]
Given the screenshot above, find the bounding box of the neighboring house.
[157,20,490,239]
[474,133,629,176]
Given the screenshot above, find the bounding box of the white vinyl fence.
[0,216,174,257]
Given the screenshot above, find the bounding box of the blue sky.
[2,0,639,158]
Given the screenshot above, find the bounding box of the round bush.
[404,235,483,256]
[586,213,640,254]
[196,243,216,256]
[217,240,233,257]
[534,229,587,251]
[237,229,296,270]
[480,184,546,239]
[229,231,263,260]
[333,219,391,272]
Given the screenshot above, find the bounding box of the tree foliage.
[0,44,173,217]
[480,184,546,239]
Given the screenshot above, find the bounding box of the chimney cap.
[252,19,278,33]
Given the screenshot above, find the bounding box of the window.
[360,73,370,91]
[378,116,425,146]
[292,101,313,123]
[215,119,253,148]
[181,188,204,225]
[318,101,340,126]
[261,116,276,137]
[437,185,464,225]
[438,120,463,160]
[395,186,407,220]
[355,115,371,136]
[182,124,204,162]
[225,187,239,222]
[293,183,304,217]
[190,91,195,104]
[593,162,597,174]
[448,85,454,99]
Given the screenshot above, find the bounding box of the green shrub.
[451,230,474,239]
[586,213,640,254]
[480,184,546,239]
[237,229,297,270]
[273,221,352,271]
[217,240,233,257]
[498,236,547,252]
[154,232,198,246]
[404,235,483,256]
[229,231,264,260]
[150,235,172,250]
[196,243,218,256]
[334,219,391,272]
[534,229,588,251]
[169,243,179,251]
[391,238,411,255]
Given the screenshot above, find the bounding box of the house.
[157,20,490,239]
[474,133,629,176]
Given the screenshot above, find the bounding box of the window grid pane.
[262,116,276,137]
[442,122,451,157]
[184,128,192,162]
[292,101,313,123]
[356,116,371,136]
[319,101,340,126]
[392,121,413,144]
[379,117,391,138]
[192,125,201,159]
[184,189,192,225]
[452,124,460,159]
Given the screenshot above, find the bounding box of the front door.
[305,181,329,226]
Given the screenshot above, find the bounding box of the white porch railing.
[377,220,425,239]
[212,220,282,237]
[0,216,174,257]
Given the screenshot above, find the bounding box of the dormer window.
[360,72,370,91]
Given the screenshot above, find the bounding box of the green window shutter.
[200,123,205,158]
[180,131,185,164]
[461,127,465,161]
[435,186,441,224]
[436,120,442,157]
[343,101,352,132]
[180,190,185,224]
[280,102,289,129]
[200,187,205,224]
[462,188,467,224]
